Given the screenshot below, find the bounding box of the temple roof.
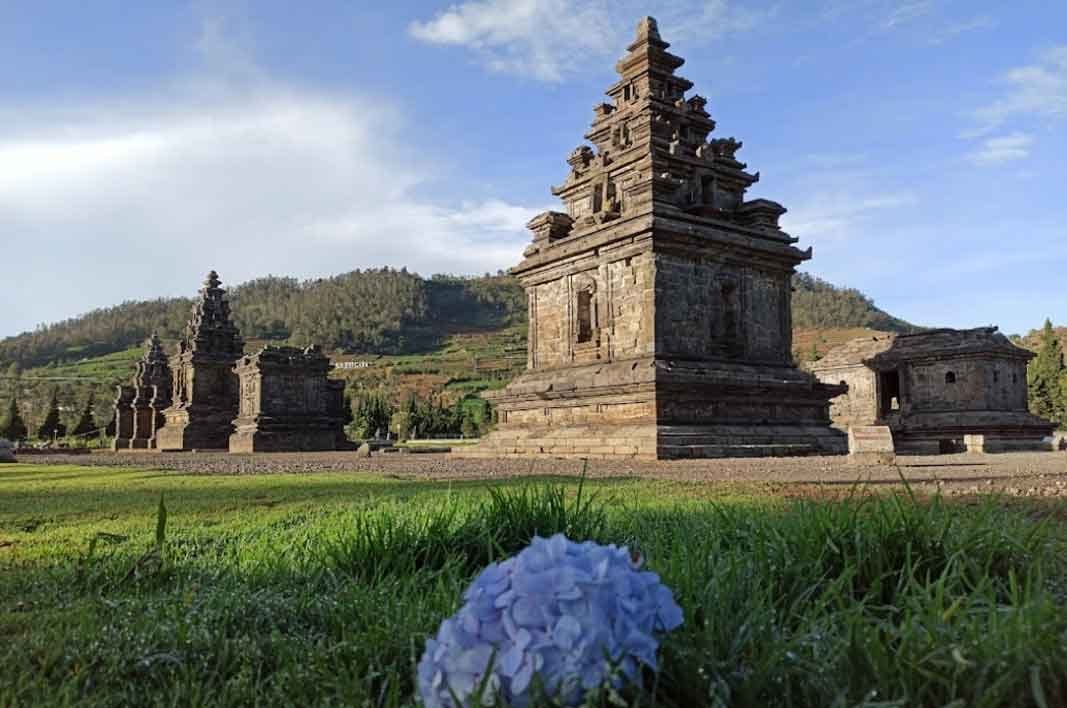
[521,16,797,261]
[813,327,1034,370]
[183,270,244,356]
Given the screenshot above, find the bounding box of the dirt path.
[16,449,1067,497]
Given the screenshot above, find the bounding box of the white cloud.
[972,45,1067,134]
[0,42,542,337]
[409,0,617,82]
[409,0,771,82]
[781,192,916,242]
[882,0,933,29]
[925,15,996,45]
[966,132,1033,165]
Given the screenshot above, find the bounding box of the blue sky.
[1,0,1064,338]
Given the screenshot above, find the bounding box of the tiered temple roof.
[182,270,243,356]
[525,16,793,258]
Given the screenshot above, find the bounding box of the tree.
[36,389,67,440]
[71,391,98,437]
[352,391,393,440]
[1027,319,1066,426]
[1,396,28,441]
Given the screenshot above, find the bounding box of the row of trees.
[0,390,107,442]
[347,390,492,441]
[1027,320,1067,428]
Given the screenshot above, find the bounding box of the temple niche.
[156,271,245,451]
[463,17,846,459]
[112,333,172,450]
[229,345,349,453]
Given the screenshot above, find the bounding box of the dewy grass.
[0,464,1065,707]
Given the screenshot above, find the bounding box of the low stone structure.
[229,345,348,453]
[847,425,895,464]
[112,334,173,450]
[811,327,1055,453]
[0,439,15,463]
[156,271,245,451]
[461,18,845,460]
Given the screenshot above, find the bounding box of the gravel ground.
[16,449,1067,497]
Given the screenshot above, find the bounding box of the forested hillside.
[0,270,524,370]
[791,273,914,333]
[0,269,907,370]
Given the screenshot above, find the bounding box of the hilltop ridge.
[0,269,912,371]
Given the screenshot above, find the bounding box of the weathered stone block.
[848,425,896,464]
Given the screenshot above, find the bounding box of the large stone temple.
[465,17,846,459]
[156,271,245,451]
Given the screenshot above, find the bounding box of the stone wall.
[814,364,879,428]
[905,357,1028,413]
[528,252,655,370]
[653,255,790,364]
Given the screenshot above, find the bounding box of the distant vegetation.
[791,273,915,333]
[0,269,524,370]
[0,268,924,440]
[0,269,907,371]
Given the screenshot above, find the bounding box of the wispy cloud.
[409,0,772,82]
[925,14,996,45]
[0,23,541,337]
[966,132,1033,165]
[971,45,1067,134]
[408,0,617,82]
[781,192,916,242]
[882,0,933,30]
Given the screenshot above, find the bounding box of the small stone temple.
[156,271,245,451]
[810,327,1055,453]
[464,18,845,459]
[229,345,348,453]
[112,333,173,450]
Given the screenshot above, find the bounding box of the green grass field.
[2,463,1066,707]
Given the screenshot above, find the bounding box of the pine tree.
[1,396,28,441]
[1027,319,1066,425]
[36,389,67,440]
[71,392,98,437]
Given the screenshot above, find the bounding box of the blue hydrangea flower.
[417,534,683,707]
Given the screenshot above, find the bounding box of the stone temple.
[230,345,348,453]
[811,327,1055,453]
[156,271,245,451]
[112,333,173,450]
[465,17,846,459]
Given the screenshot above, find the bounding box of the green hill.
[0,269,916,439]
[791,273,914,333]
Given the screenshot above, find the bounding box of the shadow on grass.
[3,490,1065,708]
[0,471,654,528]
